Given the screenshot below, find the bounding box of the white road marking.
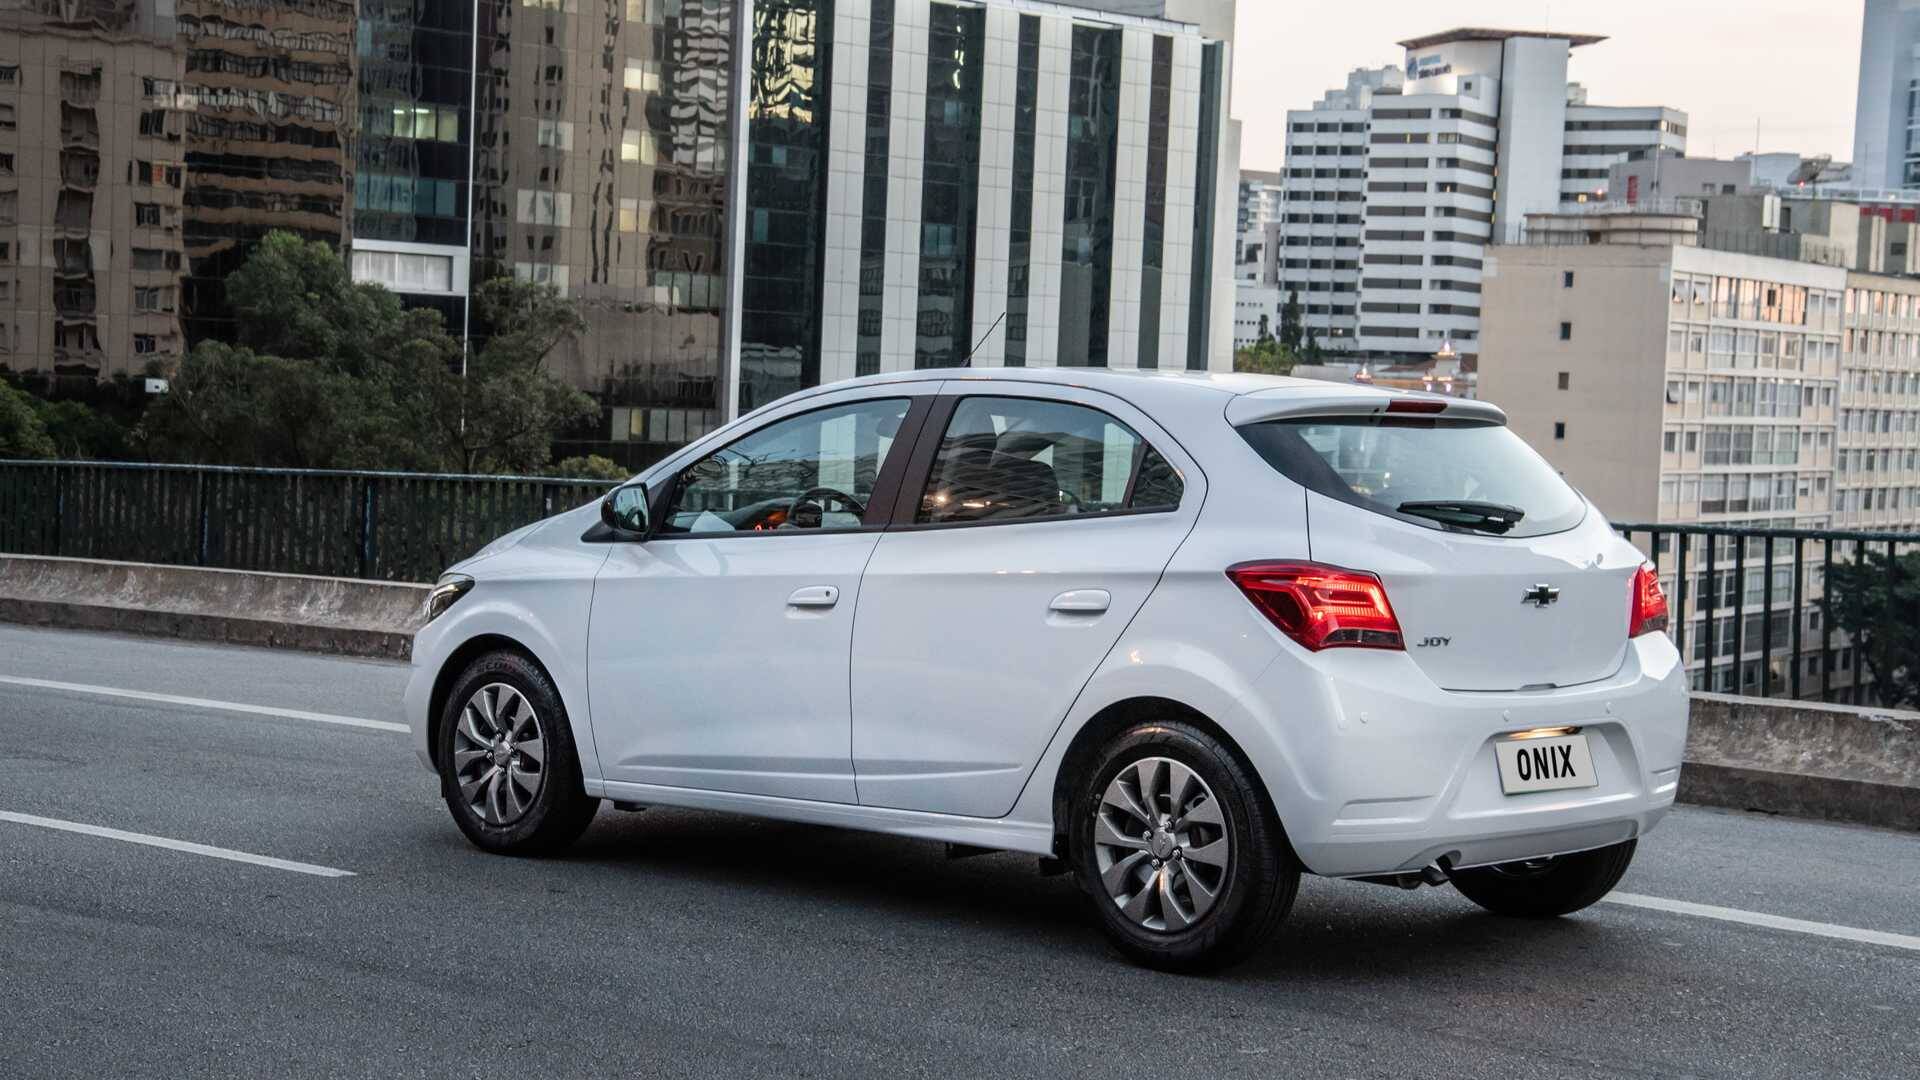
[0,811,355,878]
[0,674,405,734]
[1605,891,1920,953]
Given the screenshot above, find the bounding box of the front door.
[589,393,921,804]
[849,385,1202,817]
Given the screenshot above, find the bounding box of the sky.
[1231,2,1865,173]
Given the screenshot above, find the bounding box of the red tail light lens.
[1630,562,1669,638]
[1227,561,1404,651]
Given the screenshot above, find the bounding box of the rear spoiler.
[1224,387,1506,428]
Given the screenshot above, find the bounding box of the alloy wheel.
[451,682,546,826]
[1092,756,1231,932]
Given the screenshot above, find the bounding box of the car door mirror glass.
[601,482,650,536]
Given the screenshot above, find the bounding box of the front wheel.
[1450,839,1637,918]
[436,650,599,856]
[1071,720,1298,972]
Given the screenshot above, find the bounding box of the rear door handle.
[1049,589,1111,614]
[787,585,840,609]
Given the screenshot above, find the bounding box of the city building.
[1271,28,1685,362]
[1479,201,1920,697]
[0,0,353,392]
[1852,0,1920,191]
[1234,167,1280,279]
[0,0,1239,465]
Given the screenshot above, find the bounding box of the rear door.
[1237,406,1637,692]
[848,384,1203,817]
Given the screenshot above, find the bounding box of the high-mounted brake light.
[1630,562,1669,638]
[1227,561,1404,651]
[1385,398,1448,414]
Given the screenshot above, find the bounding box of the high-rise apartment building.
[1852,0,1920,191]
[1479,204,1920,697]
[1272,29,1685,361]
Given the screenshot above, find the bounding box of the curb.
[0,597,414,661]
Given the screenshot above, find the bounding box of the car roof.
[785,366,1375,408]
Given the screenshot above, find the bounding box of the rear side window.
[918,396,1185,524]
[1239,418,1587,538]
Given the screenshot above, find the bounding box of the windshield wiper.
[1395,500,1526,535]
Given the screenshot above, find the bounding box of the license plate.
[1495,733,1598,795]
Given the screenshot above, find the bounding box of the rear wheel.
[436,650,598,855]
[1071,720,1297,972]
[1450,839,1636,918]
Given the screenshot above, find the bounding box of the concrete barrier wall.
[0,555,426,659]
[1682,693,1920,832]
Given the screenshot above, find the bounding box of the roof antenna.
[960,311,1005,368]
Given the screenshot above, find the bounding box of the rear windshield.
[1239,418,1588,538]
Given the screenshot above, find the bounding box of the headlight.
[425,574,475,623]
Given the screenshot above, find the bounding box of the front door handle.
[787,585,840,609]
[1049,589,1111,614]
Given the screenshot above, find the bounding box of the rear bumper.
[1247,634,1689,878]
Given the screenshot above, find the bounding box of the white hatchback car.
[405,369,1687,970]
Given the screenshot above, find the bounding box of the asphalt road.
[2,623,1916,1079]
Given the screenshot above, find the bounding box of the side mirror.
[601,482,650,537]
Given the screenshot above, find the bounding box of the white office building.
[1852,0,1920,190]
[1271,28,1686,360]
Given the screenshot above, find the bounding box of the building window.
[134,203,162,227]
[739,0,833,411]
[915,1,985,369]
[1559,321,1572,341]
[1557,371,1570,390]
[620,129,656,165]
[855,0,897,377]
[624,61,661,94]
[1002,12,1040,368]
[617,197,648,233]
[1059,22,1122,367]
[1562,270,1575,288]
[1554,421,1566,440]
[1187,42,1224,370]
[1137,34,1174,370]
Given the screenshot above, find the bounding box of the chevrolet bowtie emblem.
[1522,584,1561,607]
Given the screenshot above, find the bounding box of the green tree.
[1278,289,1303,354]
[1824,547,1920,708]
[1303,325,1324,364]
[1233,336,1297,377]
[141,232,592,474]
[547,454,631,481]
[410,277,598,474]
[33,398,135,459]
[0,381,55,458]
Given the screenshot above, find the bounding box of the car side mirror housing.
[601,482,650,537]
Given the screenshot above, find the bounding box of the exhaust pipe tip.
[1419,855,1455,886]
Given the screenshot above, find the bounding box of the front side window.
[1240,418,1587,538]
[661,398,911,535]
[918,396,1184,524]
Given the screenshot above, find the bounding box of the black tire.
[436,650,598,856]
[1450,839,1637,918]
[1070,720,1298,973]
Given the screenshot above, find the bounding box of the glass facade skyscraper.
[0,0,1235,463]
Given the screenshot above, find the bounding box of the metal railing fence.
[0,461,619,583]
[1614,521,1920,706]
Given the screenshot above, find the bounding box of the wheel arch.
[427,633,559,769]
[1048,695,1296,863]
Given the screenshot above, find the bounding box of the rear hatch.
[1233,392,1635,692]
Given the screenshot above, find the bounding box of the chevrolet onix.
[405,369,1687,971]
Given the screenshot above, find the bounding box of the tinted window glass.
[663,398,911,534]
[1239,418,1586,538]
[918,397,1183,524]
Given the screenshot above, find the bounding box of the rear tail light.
[1227,561,1404,651]
[1630,562,1669,638]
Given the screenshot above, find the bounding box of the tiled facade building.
[1479,210,1920,699]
